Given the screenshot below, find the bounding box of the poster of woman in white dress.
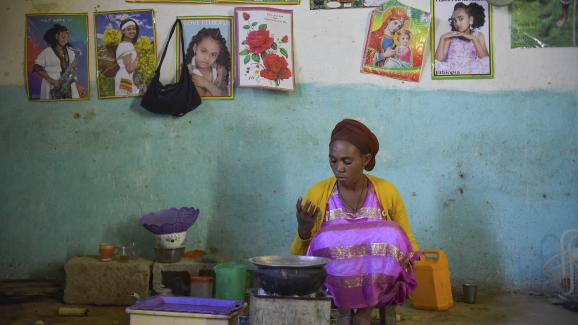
[26,14,89,101]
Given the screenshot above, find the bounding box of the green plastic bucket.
[214,263,247,301]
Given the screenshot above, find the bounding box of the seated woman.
[291,119,421,325]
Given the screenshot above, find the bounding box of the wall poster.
[177,16,235,99]
[234,7,295,92]
[25,13,89,101]
[126,0,300,4]
[431,0,494,79]
[512,0,577,48]
[94,9,157,98]
[361,1,431,82]
[310,0,388,10]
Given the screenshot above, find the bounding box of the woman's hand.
[130,55,139,71]
[191,74,212,89]
[441,31,457,40]
[123,53,139,73]
[296,197,319,240]
[50,78,61,89]
[383,48,396,58]
[442,31,472,40]
[455,32,474,41]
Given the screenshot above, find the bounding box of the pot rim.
[249,255,330,268]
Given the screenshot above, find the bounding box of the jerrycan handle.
[421,250,446,263]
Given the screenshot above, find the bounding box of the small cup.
[99,243,116,262]
[462,282,478,304]
[118,246,129,262]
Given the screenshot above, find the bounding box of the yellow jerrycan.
[411,249,453,311]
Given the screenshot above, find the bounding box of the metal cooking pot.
[249,256,330,296]
[154,246,184,263]
[249,256,330,269]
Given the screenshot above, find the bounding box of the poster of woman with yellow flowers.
[94,10,157,98]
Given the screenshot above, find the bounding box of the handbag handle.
[155,19,187,78]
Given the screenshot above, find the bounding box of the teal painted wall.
[1,84,577,292]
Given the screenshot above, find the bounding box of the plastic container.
[128,295,242,314]
[411,250,454,311]
[126,295,243,325]
[190,276,213,298]
[214,263,247,301]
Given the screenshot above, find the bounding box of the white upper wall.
[2,0,577,91]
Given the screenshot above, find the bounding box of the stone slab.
[64,256,152,305]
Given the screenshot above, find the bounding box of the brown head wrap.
[330,119,380,171]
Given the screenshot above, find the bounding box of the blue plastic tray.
[127,295,243,315]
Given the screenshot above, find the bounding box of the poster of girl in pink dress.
[431,0,494,79]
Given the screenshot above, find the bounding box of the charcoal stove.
[249,288,332,325]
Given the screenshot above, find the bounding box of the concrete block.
[152,258,215,295]
[64,256,152,305]
[249,289,332,325]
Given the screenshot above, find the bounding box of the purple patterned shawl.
[307,181,420,308]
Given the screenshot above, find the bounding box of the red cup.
[99,243,115,262]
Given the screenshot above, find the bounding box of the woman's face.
[385,19,403,35]
[329,140,371,188]
[451,8,472,32]
[122,25,137,40]
[56,31,69,47]
[193,37,220,69]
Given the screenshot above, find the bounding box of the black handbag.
[141,19,201,117]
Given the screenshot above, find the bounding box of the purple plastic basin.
[139,207,200,235]
[127,295,243,315]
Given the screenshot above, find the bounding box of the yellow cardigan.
[290,174,419,255]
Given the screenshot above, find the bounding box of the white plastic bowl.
[155,231,187,249]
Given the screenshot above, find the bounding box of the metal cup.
[462,283,477,304]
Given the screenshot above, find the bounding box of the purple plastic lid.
[127,295,243,315]
[139,207,200,235]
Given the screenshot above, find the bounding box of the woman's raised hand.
[296,197,319,240]
[383,48,396,58]
[191,74,211,88]
[131,55,139,70]
[442,31,459,40]
[442,31,472,40]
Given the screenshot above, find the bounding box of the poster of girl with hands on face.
[431,0,493,79]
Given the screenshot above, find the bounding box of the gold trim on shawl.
[312,243,415,272]
[327,273,399,289]
[326,207,383,221]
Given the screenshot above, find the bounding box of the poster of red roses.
[234,7,295,92]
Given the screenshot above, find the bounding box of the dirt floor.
[1,292,577,325]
